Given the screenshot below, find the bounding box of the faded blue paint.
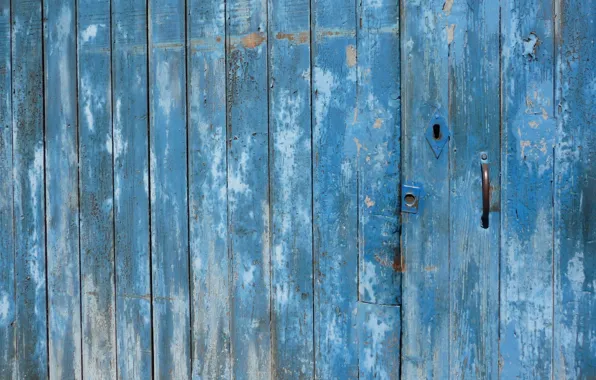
[187,0,231,377]
[113,0,152,378]
[358,303,400,379]
[269,0,314,378]
[554,0,596,378]
[500,0,556,378]
[12,0,47,378]
[149,0,191,377]
[44,1,81,378]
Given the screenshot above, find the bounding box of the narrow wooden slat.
[268,0,314,377]
[500,0,556,378]
[400,0,449,377]
[187,0,230,377]
[112,0,152,378]
[311,0,358,376]
[226,0,271,377]
[0,0,14,376]
[11,0,47,377]
[448,1,499,378]
[356,0,401,306]
[44,1,81,378]
[357,303,400,379]
[77,0,117,377]
[148,0,191,377]
[554,0,596,378]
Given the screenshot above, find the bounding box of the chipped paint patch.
[373,118,383,129]
[364,196,375,208]
[447,24,456,45]
[242,32,266,48]
[346,45,357,67]
[443,0,454,14]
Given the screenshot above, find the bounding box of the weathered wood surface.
[12,0,47,378]
[112,0,152,378]
[0,1,594,379]
[500,0,556,378]
[554,0,596,378]
[44,1,81,378]
[269,0,314,378]
[400,0,450,377]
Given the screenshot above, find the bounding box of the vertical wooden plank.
[148,0,191,377]
[448,1,500,378]
[358,303,400,379]
[268,0,313,378]
[112,0,152,378]
[44,0,81,378]
[554,0,596,378]
[226,0,271,377]
[0,0,14,376]
[311,0,358,377]
[400,0,449,378]
[11,0,47,377]
[500,0,555,378]
[356,0,401,307]
[77,0,117,377]
[187,0,230,378]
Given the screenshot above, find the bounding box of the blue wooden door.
[0,0,594,379]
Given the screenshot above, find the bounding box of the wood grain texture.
[358,303,400,379]
[0,1,14,376]
[311,0,359,377]
[268,0,314,378]
[400,0,450,378]
[112,0,152,378]
[11,0,47,377]
[77,0,117,377]
[500,0,556,378]
[44,1,81,378]
[187,0,231,377]
[356,0,401,307]
[554,0,596,378]
[226,0,271,377]
[148,0,191,377]
[448,1,500,378]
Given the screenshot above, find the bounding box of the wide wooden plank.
[44,1,81,378]
[554,1,596,378]
[268,0,314,378]
[356,0,401,307]
[448,1,500,378]
[358,303,400,379]
[0,1,14,376]
[77,0,117,377]
[400,0,450,378]
[11,0,47,377]
[311,0,359,377]
[226,0,271,377]
[148,0,191,377]
[187,0,230,377]
[500,0,556,378]
[112,0,152,378]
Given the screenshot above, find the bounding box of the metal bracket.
[425,112,450,158]
[401,183,422,214]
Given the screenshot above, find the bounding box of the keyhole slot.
[433,124,442,140]
[404,193,417,207]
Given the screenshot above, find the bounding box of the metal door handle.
[481,161,490,229]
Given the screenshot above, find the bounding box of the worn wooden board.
[356,0,401,307]
[554,0,596,378]
[500,0,556,378]
[400,0,450,378]
[268,0,314,378]
[148,0,191,377]
[77,0,117,378]
[358,303,400,379]
[226,0,271,377]
[112,0,152,378]
[311,0,359,377]
[44,1,81,378]
[0,1,14,377]
[448,1,500,378]
[187,0,231,377]
[12,0,47,377]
